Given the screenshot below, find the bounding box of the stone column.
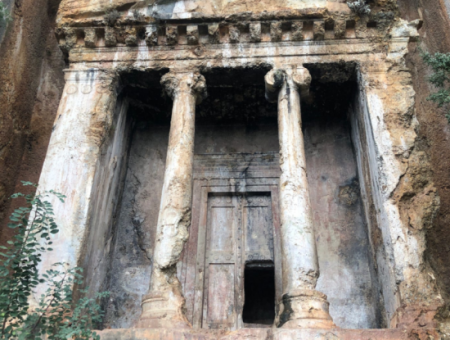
[137,72,207,329]
[265,66,335,329]
[31,68,119,304]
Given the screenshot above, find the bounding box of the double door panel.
[182,189,281,330]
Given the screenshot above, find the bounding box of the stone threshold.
[98,328,411,340]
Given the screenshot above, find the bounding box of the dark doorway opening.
[242,262,275,325]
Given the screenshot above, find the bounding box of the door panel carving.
[244,195,274,262]
[183,188,280,330]
[206,264,235,328]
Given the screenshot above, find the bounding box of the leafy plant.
[0,182,108,339]
[103,9,120,27]
[347,0,371,16]
[0,1,12,26]
[422,51,450,123]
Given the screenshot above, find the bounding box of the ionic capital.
[264,66,311,102]
[161,71,207,104]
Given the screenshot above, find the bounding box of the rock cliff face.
[0,0,65,245]
[1,0,450,338]
[397,0,450,336]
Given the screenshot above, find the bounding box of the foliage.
[103,9,120,27]
[0,182,108,339]
[0,1,12,26]
[347,0,371,16]
[422,51,450,123]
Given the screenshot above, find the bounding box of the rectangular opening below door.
[242,261,275,326]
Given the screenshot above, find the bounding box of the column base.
[278,289,336,329]
[136,291,191,329]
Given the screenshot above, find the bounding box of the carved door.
[183,191,280,330]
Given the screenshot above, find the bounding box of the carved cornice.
[55,16,380,53]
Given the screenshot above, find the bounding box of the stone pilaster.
[31,68,119,305]
[137,72,207,329]
[265,66,335,329]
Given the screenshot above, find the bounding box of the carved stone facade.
[29,0,447,339]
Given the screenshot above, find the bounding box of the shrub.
[0,182,108,339]
[0,1,12,26]
[104,9,120,27]
[347,0,371,16]
[422,51,450,123]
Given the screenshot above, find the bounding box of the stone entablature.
[56,17,361,50]
[55,6,407,53]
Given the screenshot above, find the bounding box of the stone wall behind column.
[102,122,169,329]
[305,119,384,329]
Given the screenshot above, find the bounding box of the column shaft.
[137,72,206,329]
[266,67,335,329]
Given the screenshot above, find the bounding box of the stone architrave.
[265,66,335,329]
[31,69,119,305]
[137,72,207,329]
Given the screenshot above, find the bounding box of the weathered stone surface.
[166,25,178,46]
[334,19,346,39]
[229,25,240,43]
[291,21,304,41]
[30,69,120,305]
[208,23,220,43]
[98,327,411,340]
[125,27,138,46]
[105,26,117,47]
[270,22,283,42]
[249,22,261,42]
[187,25,199,45]
[0,0,65,251]
[56,0,350,25]
[145,25,158,46]
[396,1,450,335]
[314,21,325,40]
[137,72,207,329]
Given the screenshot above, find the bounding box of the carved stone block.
[84,28,96,48]
[356,17,368,38]
[313,21,325,40]
[229,25,240,43]
[208,23,220,43]
[145,26,158,46]
[105,26,117,47]
[62,27,77,51]
[166,25,178,45]
[334,19,346,39]
[270,22,282,42]
[125,27,138,46]
[187,25,199,45]
[250,22,261,42]
[292,21,304,41]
